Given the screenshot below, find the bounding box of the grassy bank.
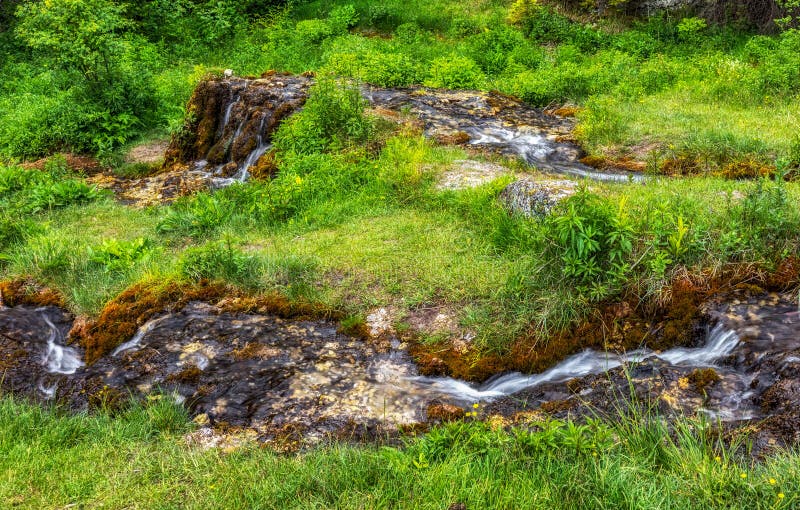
[1,397,797,509]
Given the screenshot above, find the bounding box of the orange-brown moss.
[412,264,796,383]
[0,280,65,308]
[687,368,721,394]
[580,154,646,173]
[660,156,704,176]
[72,280,349,365]
[539,399,578,414]
[167,365,203,384]
[434,131,472,146]
[70,280,230,365]
[86,381,126,413]
[0,349,26,372]
[768,256,800,290]
[549,106,581,117]
[718,160,775,180]
[249,150,279,180]
[427,401,466,422]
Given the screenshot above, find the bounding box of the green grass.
[1,397,799,509]
[1,125,799,344]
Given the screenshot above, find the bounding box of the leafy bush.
[26,180,103,213]
[466,27,527,75]
[728,178,800,253]
[295,18,334,43]
[88,238,153,273]
[273,76,373,154]
[364,4,402,31]
[425,56,485,90]
[544,190,634,297]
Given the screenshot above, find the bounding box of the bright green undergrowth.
[2,0,800,168]
[1,397,798,509]
[2,128,799,348]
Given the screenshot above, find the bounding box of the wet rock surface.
[2,292,799,452]
[0,301,436,440]
[436,159,512,191]
[480,292,800,453]
[499,178,578,217]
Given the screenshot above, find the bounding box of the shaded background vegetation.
[1,0,799,165]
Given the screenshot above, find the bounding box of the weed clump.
[688,368,721,395]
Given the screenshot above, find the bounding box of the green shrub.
[295,18,334,43]
[88,237,153,273]
[676,17,707,43]
[466,27,527,75]
[26,180,103,213]
[364,4,401,31]
[425,56,485,90]
[273,76,373,154]
[544,190,634,298]
[732,178,799,251]
[328,4,359,34]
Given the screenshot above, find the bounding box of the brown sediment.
[21,153,105,175]
[0,280,65,308]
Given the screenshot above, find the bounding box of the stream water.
[2,293,798,440]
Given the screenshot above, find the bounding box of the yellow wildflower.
[740,473,747,479]
[473,403,480,409]
[770,478,777,485]
[778,493,785,500]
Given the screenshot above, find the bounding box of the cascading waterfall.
[41,313,83,375]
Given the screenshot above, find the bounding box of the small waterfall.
[164,74,310,184]
[234,113,271,181]
[112,315,169,356]
[415,323,740,403]
[218,83,246,137]
[41,314,83,375]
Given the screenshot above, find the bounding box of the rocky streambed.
[1,290,798,451]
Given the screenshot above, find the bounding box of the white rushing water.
[41,313,83,375]
[415,324,739,403]
[112,315,169,356]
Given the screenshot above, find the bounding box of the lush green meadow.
[2,1,800,507]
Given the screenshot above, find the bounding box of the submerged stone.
[498,178,578,217]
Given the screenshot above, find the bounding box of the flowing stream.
[416,324,739,403]
[2,293,797,439]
